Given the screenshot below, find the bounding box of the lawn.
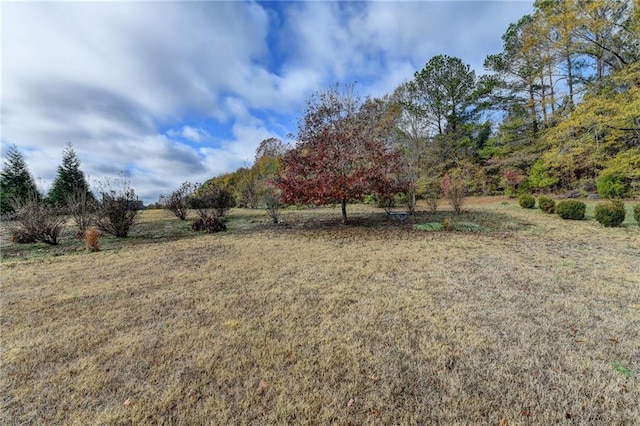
[1,198,639,424]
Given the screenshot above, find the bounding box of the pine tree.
[0,145,39,214]
[47,142,92,206]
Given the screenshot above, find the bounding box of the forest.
[201,0,639,216]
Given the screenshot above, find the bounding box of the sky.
[1,0,534,204]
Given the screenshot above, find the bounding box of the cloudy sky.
[2,1,533,204]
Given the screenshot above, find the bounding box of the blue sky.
[1,1,533,204]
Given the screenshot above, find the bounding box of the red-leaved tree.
[278,84,404,224]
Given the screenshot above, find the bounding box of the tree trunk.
[566,54,574,110]
[341,198,348,225]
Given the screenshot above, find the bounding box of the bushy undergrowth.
[10,193,66,245]
[594,200,626,227]
[191,215,227,233]
[518,194,535,209]
[556,200,586,220]
[538,195,555,213]
[634,204,640,224]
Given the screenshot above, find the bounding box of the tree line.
[1,143,141,244]
[200,0,638,223]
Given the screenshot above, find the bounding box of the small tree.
[417,176,442,213]
[502,168,526,198]
[47,142,93,206]
[0,145,39,215]
[159,181,195,220]
[527,160,558,193]
[441,173,466,215]
[263,186,282,224]
[94,178,140,237]
[278,84,402,224]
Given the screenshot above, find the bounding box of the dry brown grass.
[1,199,639,424]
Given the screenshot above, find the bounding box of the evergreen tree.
[0,145,39,214]
[47,142,92,206]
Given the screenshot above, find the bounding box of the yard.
[1,198,639,424]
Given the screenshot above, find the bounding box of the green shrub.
[415,222,444,232]
[594,200,626,227]
[596,173,630,199]
[450,222,488,233]
[556,200,586,220]
[633,204,639,224]
[519,194,535,209]
[538,195,555,213]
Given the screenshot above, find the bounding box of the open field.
[1,198,639,424]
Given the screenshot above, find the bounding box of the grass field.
[1,198,639,424]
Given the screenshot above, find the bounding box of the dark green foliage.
[518,194,535,209]
[594,200,626,227]
[634,205,640,224]
[191,184,236,218]
[47,143,92,206]
[596,173,630,199]
[0,145,39,215]
[191,215,226,233]
[537,195,556,213]
[556,200,586,220]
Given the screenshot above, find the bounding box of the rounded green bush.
[556,200,586,220]
[596,173,630,199]
[594,200,626,227]
[538,195,556,213]
[634,204,640,224]
[519,194,535,209]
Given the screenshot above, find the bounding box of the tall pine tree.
[0,145,39,214]
[47,142,92,206]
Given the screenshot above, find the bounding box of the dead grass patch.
[1,198,639,424]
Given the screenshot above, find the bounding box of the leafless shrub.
[66,185,96,238]
[263,187,282,224]
[94,178,140,238]
[159,182,195,220]
[10,192,66,245]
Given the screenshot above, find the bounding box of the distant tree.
[159,181,196,220]
[0,145,39,215]
[47,142,92,206]
[278,83,402,224]
[255,137,289,162]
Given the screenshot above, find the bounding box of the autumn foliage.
[278,84,404,224]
